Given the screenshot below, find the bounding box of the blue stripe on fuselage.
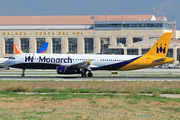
[91,56,141,70]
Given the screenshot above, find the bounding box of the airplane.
[0,42,49,69]
[14,42,49,54]
[4,33,174,77]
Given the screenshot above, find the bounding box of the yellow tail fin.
[144,33,172,57]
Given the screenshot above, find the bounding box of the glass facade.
[21,38,29,53]
[5,38,14,54]
[100,38,110,53]
[95,23,172,29]
[167,49,173,58]
[36,38,45,52]
[127,49,138,55]
[142,48,150,55]
[149,37,159,39]
[52,38,61,53]
[133,37,142,43]
[68,38,77,54]
[117,38,126,46]
[105,49,124,55]
[84,38,93,53]
[177,49,180,63]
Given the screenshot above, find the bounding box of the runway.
[0,75,179,81]
[0,68,180,81]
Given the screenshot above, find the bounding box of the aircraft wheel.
[88,73,93,77]
[21,74,25,77]
[81,73,86,77]
[6,67,10,70]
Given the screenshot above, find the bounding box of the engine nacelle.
[56,66,80,74]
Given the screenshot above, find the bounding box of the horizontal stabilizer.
[153,58,166,63]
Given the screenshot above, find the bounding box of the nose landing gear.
[21,69,25,77]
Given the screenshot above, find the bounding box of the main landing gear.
[21,69,25,77]
[81,72,93,77]
[88,72,93,77]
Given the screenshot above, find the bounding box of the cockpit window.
[10,57,15,59]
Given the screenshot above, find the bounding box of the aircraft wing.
[70,60,92,73]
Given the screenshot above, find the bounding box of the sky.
[0,0,179,29]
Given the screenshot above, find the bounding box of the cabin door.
[140,57,145,65]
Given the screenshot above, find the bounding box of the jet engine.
[56,66,80,74]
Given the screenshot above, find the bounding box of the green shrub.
[4,85,29,92]
[161,88,180,94]
[59,89,117,93]
[32,88,57,93]
[128,100,138,104]
[143,88,159,94]
[128,85,140,96]
[152,91,160,98]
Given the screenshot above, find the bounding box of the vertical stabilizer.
[13,44,24,54]
[37,42,49,53]
[144,33,172,57]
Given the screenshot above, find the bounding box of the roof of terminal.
[0,15,157,25]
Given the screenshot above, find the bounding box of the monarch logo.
[25,55,34,62]
[25,55,72,63]
[156,44,166,53]
[39,56,72,63]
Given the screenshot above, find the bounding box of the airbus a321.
[5,33,174,77]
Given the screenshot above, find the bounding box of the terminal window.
[105,49,124,55]
[133,37,142,43]
[167,49,173,58]
[117,38,126,46]
[177,49,180,63]
[127,49,138,55]
[142,48,150,55]
[95,23,168,29]
[52,38,61,53]
[84,38,93,53]
[21,38,29,53]
[149,37,159,39]
[68,38,77,54]
[5,38,14,54]
[100,38,110,54]
[36,38,45,52]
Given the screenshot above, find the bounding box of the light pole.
[90,16,98,53]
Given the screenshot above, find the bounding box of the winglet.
[37,42,49,53]
[13,44,24,54]
[88,59,93,64]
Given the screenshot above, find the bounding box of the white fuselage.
[5,53,141,70]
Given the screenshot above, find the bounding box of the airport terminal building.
[0,15,180,63]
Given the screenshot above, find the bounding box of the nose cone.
[4,60,9,66]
